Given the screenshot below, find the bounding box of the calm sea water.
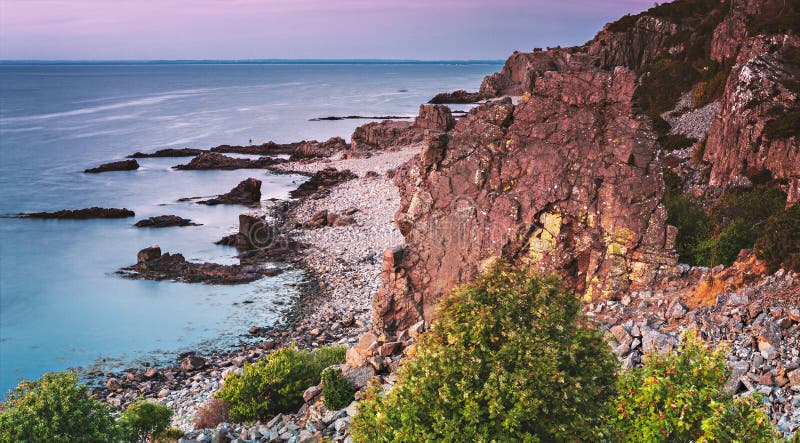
[0,61,500,393]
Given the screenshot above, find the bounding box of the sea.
[0,60,501,394]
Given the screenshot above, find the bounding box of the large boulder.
[84,159,139,173]
[200,178,262,205]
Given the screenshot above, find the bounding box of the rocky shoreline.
[88,143,418,434]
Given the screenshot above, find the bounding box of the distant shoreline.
[0,59,505,66]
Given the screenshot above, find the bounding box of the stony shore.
[96,144,419,434]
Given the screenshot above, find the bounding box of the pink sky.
[1,0,655,60]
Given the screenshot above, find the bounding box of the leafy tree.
[351,265,617,442]
[610,331,776,442]
[215,345,345,421]
[0,372,118,443]
[118,399,173,443]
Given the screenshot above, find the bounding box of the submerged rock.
[20,207,135,219]
[134,215,200,228]
[84,159,139,173]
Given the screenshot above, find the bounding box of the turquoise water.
[0,61,500,393]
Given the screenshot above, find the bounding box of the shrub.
[0,372,118,443]
[637,58,700,115]
[351,265,617,442]
[763,105,800,140]
[215,345,346,422]
[119,399,173,443]
[694,218,758,267]
[664,191,713,265]
[194,397,230,430]
[154,427,185,443]
[321,368,355,411]
[755,204,800,273]
[609,330,776,442]
[660,133,698,151]
[713,188,787,228]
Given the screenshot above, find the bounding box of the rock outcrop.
[128,148,205,158]
[173,152,285,170]
[199,178,262,206]
[375,62,678,335]
[479,49,574,97]
[289,168,358,199]
[350,104,455,151]
[703,33,800,203]
[84,159,139,173]
[428,90,484,104]
[119,245,269,284]
[585,15,680,70]
[134,215,200,228]
[21,207,135,219]
[289,137,348,161]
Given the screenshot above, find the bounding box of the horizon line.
[0,58,506,65]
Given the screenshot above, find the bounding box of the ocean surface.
[0,61,501,394]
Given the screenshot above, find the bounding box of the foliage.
[755,204,800,273]
[609,330,776,442]
[0,372,118,443]
[663,169,713,265]
[763,105,800,140]
[637,58,700,115]
[351,265,618,443]
[194,397,230,430]
[118,399,173,443]
[154,427,185,443]
[694,218,758,267]
[321,368,355,411]
[663,179,788,267]
[747,0,800,35]
[215,345,346,422]
[660,133,698,151]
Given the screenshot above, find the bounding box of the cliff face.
[375,63,678,334]
[374,0,800,335]
[704,34,800,203]
[586,16,680,70]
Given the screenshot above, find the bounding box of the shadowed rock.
[428,90,484,104]
[119,245,269,284]
[20,207,135,219]
[134,215,200,228]
[128,148,205,158]
[173,152,286,170]
[84,159,139,173]
[198,178,261,206]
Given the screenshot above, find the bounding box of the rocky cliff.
[374,0,800,334]
[376,63,679,334]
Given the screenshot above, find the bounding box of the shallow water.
[0,61,500,393]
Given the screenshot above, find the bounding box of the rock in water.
[134,215,200,228]
[20,207,135,219]
[84,159,139,173]
[173,152,285,170]
[122,245,269,284]
[199,178,262,206]
[128,148,205,158]
[428,89,484,104]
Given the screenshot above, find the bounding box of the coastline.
[91,143,419,429]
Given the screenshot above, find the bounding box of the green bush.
[155,427,185,443]
[694,218,758,267]
[118,399,173,443]
[215,345,346,422]
[351,265,617,442]
[0,372,118,443]
[321,368,355,411]
[609,330,776,442]
[660,133,698,151]
[755,204,800,273]
[663,177,713,265]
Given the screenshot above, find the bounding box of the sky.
[0,0,656,60]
